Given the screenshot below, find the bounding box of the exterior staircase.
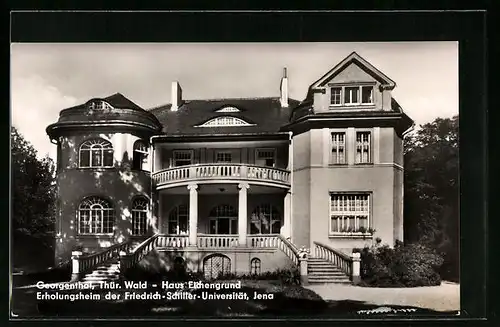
[307,257,351,284]
[81,257,121,283]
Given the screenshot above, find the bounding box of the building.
[46,52,413,282]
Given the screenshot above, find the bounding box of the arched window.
[197,116,253,127]
[209,204,237,235]
[132,140,149,171]
[250,204,282,234]
[131,197,148,235]
[166,204,189,235]
[79,138,114,168]
[78,196,114,234]
[250,258,261,275]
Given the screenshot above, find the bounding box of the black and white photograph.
[10,41,460,318]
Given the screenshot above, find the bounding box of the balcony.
[152,163,291,189]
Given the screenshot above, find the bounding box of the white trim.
[328,192,371,236]
[329,84,376,108]
[196,116,254,127]
[355,130,373,164]
[329,129,347,165]
[78,138,114,168]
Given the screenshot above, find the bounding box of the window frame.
[131,197,149,236]
[78,138,114,169]
[208,204,238,235]
[197,116,253,127]
[330,131,347,165]
[172,149,194,167]
[215,150,233,163]
[355,130,373,164]
[250,258,262,275]
[77,196,115,235]
[167,204,189,235]
[328,192,372,237]
[329,84,376,108]
[330,87,342,106]
[132,140,149,171]
[255,148,277,167]
[250,204,282,235]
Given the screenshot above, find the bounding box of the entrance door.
[209,218,237,234]
[203,254,231,279]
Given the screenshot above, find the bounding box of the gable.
[324,62,379,85]
[309,52,396,92]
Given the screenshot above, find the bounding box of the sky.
[11,42,458,160]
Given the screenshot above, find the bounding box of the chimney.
[280,67,289,107]
[171,81,183,111]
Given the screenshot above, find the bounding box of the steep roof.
[303,52,396,103]
[149,97,300,136]
[62,92,145,112]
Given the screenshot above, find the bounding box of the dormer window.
[87,100,113,111]
[215,106,241,113]
[196,116,253,127]
[330,85,374,107]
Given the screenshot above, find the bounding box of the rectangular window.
[256,148,276,167]
[361,86,374,104]
[330,87,342,105]
[331,132,346,164]
[356,132,372,163]
[330,193,370,234]
[215,151,232,163]
[344,87,359,105]
[173,150,193,167]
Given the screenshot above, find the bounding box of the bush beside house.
[354,240,444,287]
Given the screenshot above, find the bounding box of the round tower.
[46,93,163,265]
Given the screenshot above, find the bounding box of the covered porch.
[156,182,292,249]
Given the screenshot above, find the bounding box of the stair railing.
[71,241,133,281]
[119,233,161,273]
[313,241,361,284]
[276,235,300,265]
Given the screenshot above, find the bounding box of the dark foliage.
[215,268,301,285]
[124,265,301,285]
[356,242,443,287]
[403,116,459,282]
[11,127,57,270]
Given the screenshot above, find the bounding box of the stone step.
[308,264,342,268]
[308,279,351,284]
[308,275,351,282]
[308,271,347,276]
[83,275,119,281]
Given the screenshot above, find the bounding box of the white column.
[188,183,198,246]
[283,191,292,238]
[238,183,249,246]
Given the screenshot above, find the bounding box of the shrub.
[215,268,300,285]
[359,241,443,287]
